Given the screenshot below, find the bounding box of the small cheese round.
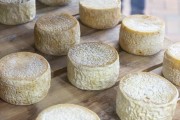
[119,15,165,56]
[79,0,121,29]
[36,104,100,120]
[162,43,180,86]
[116,72,179,120]
[67,42,120,90]
[0,52,51,105]
[38,0,71,6]
[0,0,36,25]
[35,13,80,56]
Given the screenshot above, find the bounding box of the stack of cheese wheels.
[0,52,51,105]
[35,13,80,56]
[119,15,165,56]
[79,0,121,29]
[67,42,119,90]
[36,104,100,120]
[0,0,36,25]
[116,72,179,120]
[162,43,180,86]
[38,0,71,6]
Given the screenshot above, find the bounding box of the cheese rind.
[67,42,120,90]
[36,104,100,120]
[0,0,36,25]
[116,72,178,120]
[79,0,121,29]
[38,0,71,6]
[0,52,51,105]
[119,15,165,56]
[35,13,80,56]
[162,43,180,86]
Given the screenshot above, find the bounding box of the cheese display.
[163,43,180,86]
[36,104,100,120]
[67,42,120,90]
[0,0,36,25]
[119,15,165,56]
[79,0,121,29]
[116,72,179,120]
[0,52,51,105]
[34,13,80,56]
[38,0,71,6]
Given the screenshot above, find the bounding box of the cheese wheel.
[116,72,179,120]
[67,42,120,90]
[38,0,71,6]
[79,0,121,29]
[36,104,100,120]
[162,43,180,86]
[0,52,51,105]
[0,0,36,25]
[35,13,80,56]
[119,15,165,56]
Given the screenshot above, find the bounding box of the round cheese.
[0,0,36,25]
[67,42,120,90]
[0,52,51,105]
[116,72,179,120]
[119,15,165,56]
[79,0,121,29]
[162,43,180,86]
[36,104,100,120]
[38,0,71,6]
[35,13,80,56]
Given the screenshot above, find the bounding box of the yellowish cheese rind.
[35,13,80,56]
[163,42,180,86]
[0,52,51,105]
[79,0,121,29]
[67,42,120,90]
[0,0,36,25]
[116,72,178,120]
[119,15,165,56]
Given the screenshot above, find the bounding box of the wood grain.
[0,1,179,120]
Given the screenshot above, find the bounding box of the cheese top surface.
[166,43,180,60]
[120,72,178,104]
[37,104,98,120]
[0,52,48,80]
[123,15,164,32]
[0,0,30,3]
[80,0,120,9]
[36,13,77,32]
[68,42,118,67]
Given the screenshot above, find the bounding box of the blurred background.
[122,0,180,42]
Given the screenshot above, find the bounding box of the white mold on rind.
[116,72,179,120]
[67,42,120,90]
[162,43,180,86]
[79,0,121,29]
[0,52,51,105]
[34,13,80,56]
[0,0,36,25]
[38,0,71,6]
[119,15,165,56]
[36,104,100,120]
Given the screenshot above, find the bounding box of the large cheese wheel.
[38,0,71,6]
[0,0,36,25]
[36,104,100,120]
[116,72,179,120]
[119,15,165,56]
[67,42,120,90]
[162,43,180,86]
[0,52,51,105]
[35,13,80,56]
[79,0,121,29]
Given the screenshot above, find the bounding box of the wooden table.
[0,1,179,120]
